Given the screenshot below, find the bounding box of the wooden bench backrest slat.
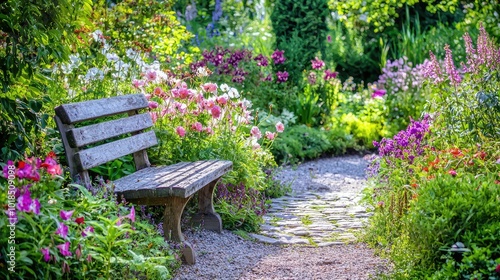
[55,94,148,124]
[75,130,158,171]
[67,113,153,148]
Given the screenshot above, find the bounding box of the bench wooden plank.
[114,160,233,201]
[74,130,158,171]
[67,113,153,148]
[55,93,148,124]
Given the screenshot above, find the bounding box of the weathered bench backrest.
[54,94,157,186]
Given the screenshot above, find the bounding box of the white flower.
[220,83,229,92]
[85,67,104,82]
[106,53,120,62]
[228,87,240,98]
[91,30,105,43]
[196,67,209,77]
[126,48,137,59]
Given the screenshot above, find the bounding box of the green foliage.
[94,0,193,58]
[271,0,330,85]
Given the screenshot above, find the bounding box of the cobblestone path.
[249,155,372,246]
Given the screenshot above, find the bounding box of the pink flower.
[30,198,41,215]
[271,49,286,65]
[145,70,157,82]
[265,131,276,140]
[201,83,218,93]
[324,69,338,80]
[132,79,145,88]
[75,245,82,259]
[327,35,332,43]
[276,71,289,83]
[211,105,221,119]
[253,143,261,150]
[153,87,163,96]
[204,99,216,109]
[150,112,158,124]
[250,126,262,139]
[275,122,285,133]
[56,242,72,257]
[178,88,191,99]
[148,101,158,109]
[128,206,135,222]
[41,247,50,262]
[371,89,387,99]
[17,190,32,212]
[82,226,94,237]
[216,95,228,105]
[448,169,457,177]
[204,127,213,134]
[311,57,325,69]
[46,164,62,176]
[60,210,74,221]
[176,126,186,137]
[191,122,203,132]
[55,223,69,238]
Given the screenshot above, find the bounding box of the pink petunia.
[201,83,218,93]
[275,122,285,133]
[56,242,72,257]
[176,126,186,137]
[250,126,262,139]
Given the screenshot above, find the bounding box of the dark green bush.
[271,0,329,85]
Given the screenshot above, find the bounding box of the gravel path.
[173,155,390,280]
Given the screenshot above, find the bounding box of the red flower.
[496,263,500,274]
[75,217,85,225]
[47,151,56,158]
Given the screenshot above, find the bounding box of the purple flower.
[261,73,273,82]
[82,226,94,237]
[276,71,289,83]
[41,248,50,262]
[128,206,135,222]
[444,44,461,85]
[30,199,41,215]
[311,57,325,69]
[56,242,72,257]
[271,50,286,65]
[327,35,332,43]
[324,69,337,80]
[371,89,386,99]
[254,54,269,67]
[60,210,74,221]
[17,190,32,212]
[55,223,69,238]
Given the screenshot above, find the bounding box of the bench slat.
[67,113,153,148]
[74,130,158,171]
[114,160,233,201]
[55,94,148,124]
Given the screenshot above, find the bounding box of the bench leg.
[190,179,223,233]
[163,196,196,264]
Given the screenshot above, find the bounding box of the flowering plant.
[0,154,177,279]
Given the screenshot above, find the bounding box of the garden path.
[250,155,371,246]
[174,155,390,280]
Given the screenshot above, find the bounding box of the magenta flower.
[254,54,269,67]
[444,44,462,86]
[41,248,50,262]
[55,223,69,238]
[175,126,186,137]
[250,126,262,139]
[371,89,387,99]
[128,206,135,222]
[60,210,74,221]
[216,95,228,105]
[30,199,41,215]
[82,226,94,237]
[448,169,457,177]
[275,122,285,133]
[327,35,332,43]
[324,69,338,80]
[148,101,159,109]
[276,71,289,83]
[271,50,286,65]
[201,83,218,93]
[311,57,325,69]
[56,242,72,257]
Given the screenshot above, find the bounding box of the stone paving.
[249,155,373,246]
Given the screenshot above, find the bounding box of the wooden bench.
[54,93,232,264]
